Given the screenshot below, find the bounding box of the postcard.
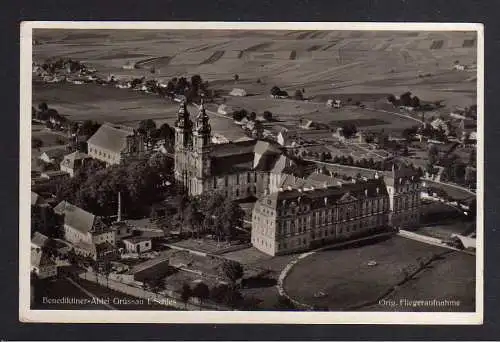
[20,21,483,324]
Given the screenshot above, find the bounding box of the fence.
[79,271,232,311]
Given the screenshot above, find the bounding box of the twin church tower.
[174,100,212,195]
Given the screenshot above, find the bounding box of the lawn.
[283,235,474,311]
[364,251,475,312]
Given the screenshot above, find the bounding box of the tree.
[387,94,396,104]
[262,111,273,121]
[32,138,43,149]
[38,102,48,112]
[248,111,257,121]
[219,260,244,284]
[400,92,412,106]
[191,74,203,92]
[192,282,210,305]
[341,124,357,139]
[180,283,192,309]
[294,89,303,100]
[80,120,101,138]
[270,86,281,96]
[410,96,420,108]
[428,144,439,166]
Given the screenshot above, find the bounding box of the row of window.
[276,214,385,237]
[213,172,257,189]
[89,147,118,162]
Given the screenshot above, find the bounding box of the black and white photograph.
[20,22,483,324]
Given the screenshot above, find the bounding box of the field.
[33,82,247,141]
[33,29,477,139]
[283,235,475,311]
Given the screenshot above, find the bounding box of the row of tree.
[387,91,421,108]
[159,192,245,242]
[54,153,174,218]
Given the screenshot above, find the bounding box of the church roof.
[54,200,100,234]
[87,123,134,154]
[60,151,91,169]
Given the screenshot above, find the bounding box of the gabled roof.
[31,249,55,267]
[60,151,90,169]
[87,123,135,154]
[31,232,49,248]
[54,200,96,234]
[40,148,67,160]
[258,178,388,210]
[31,192,45,206]
[123,236,151,244]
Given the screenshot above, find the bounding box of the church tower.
[191,99,212,194]
[174,100,193,187]
[385,163,421,230]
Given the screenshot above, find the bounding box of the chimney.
[117,191,122,222]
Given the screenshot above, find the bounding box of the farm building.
[31,249,57,279]
[40,170,70,181]
[217,104,232,115]
[122,236,152,254]
[60,151,92,177]
[54,200,117,260]
[229,88,247,97]
[39,148,67,164]
[277,129,298,147]
[87,123,146,166]
[31,232,49,250]
[326,99,342,108]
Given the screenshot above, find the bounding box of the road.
[398,229,475,256]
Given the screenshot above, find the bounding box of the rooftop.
[87,122,135,154]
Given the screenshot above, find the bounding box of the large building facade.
[174,101,302,200]
[251,178,390,255]
[173,101,422,256]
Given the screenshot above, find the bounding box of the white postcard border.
[19,21,484,324]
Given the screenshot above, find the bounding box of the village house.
[229,88,247,97]
[87,122,145,166]
[31,249,57,279]
[39,148,67,164]
[54,200,117,260]
[59,151,92,177]
[40,170,70,181]
[31,231,49,250]
[31,191,46,207]
[122,236,152,254]
[277,129,299,147]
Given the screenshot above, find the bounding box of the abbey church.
[173,101,422,255]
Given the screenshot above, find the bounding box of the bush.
[262,111,273,121]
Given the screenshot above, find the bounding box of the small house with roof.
[87,122,145,166]
[31,249,57,279]
[39,148,67,164]
[60,151,92,177]
[31,231,49,250]
[54,200,117,260]
[122,236,152,254]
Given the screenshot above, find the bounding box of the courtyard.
[283,235,475,311]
